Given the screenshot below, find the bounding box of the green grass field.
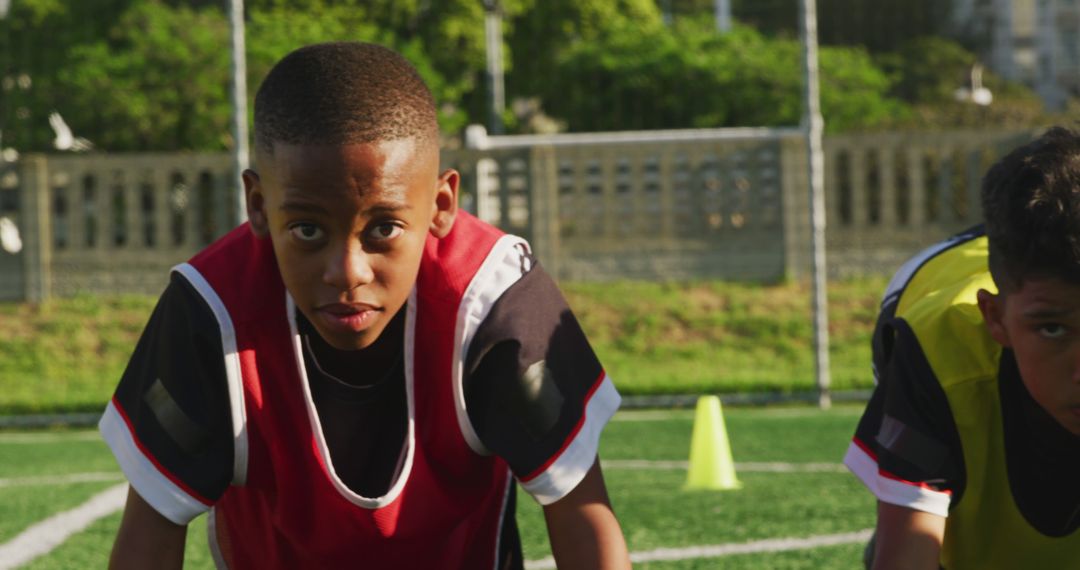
[0,278,886,414]
[0,405,874,569]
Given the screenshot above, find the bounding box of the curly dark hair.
[253,42,438,152]
[983,126,1080,291]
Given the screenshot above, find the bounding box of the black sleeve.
[99,272,234,523]
[463,261,617,502]
[848,318,966,512]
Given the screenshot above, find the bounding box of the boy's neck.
[303,307,406,388]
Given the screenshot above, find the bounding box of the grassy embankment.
[0,278,887,414]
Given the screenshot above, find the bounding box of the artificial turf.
[4,405,874,568]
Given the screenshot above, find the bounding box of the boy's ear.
[429,168,459,239]
[243,169,269,237]
[977,288,1011,347]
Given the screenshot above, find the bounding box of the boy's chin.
[1053,410,1080,437]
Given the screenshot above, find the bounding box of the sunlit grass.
[563,278,885,394]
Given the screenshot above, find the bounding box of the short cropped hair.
[253,42,438,152]
[983,126,1080,290]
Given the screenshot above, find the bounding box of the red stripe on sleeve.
[111,396,214,506]
[878,468,953,495]
[852,436,878,461]
[519,371,607,483]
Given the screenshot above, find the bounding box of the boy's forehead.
[263,136,435,162]
[1008,275,1080,308]
[258,138,438,185]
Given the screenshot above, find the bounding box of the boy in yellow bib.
[846,127,1080,569]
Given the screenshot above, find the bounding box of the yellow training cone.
[685,395,741,490]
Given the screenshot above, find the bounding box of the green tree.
[5,0,1051,151]
[4,0,531,151]
[535,19,905,132]
[876,37,1049,130]
[1,0,133,150]
[245,4,472,135]
[43,0,465,151]
[363,0,538,131]
[56,1,232,150]
[877,37,978,103]
[725,0,949,54]
[507,0,664,115]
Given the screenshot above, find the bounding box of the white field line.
[0,462,844,491]
[0,403,847,565]
[0,472,124,488]
[611,407,862,422]
[524,528,874,569]
[0,465,853,567]
[0,431,100,444]
[603,460,847,473]
[0,482,127,570]
[610,410,695,422]
[0,460,844,490]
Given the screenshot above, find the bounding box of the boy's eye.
[288,223,325,242]
[366,223,403,242]
[1037,323,1067,339]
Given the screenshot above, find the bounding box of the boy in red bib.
[102,42,629,569]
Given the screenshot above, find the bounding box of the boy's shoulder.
[189,223,265,267]
[883,226,987,313]
[418,211,530,300]
[421,211,505,265]
[886,229,1000,387]
[180,223,284,319]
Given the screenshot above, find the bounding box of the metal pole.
[0,0,10,153]
[800,0,831,409]
[228,0,249,225]
[483,1,505,135]
[715,0,732,32]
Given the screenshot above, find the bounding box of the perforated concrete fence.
[0,128,1035,301]
[2,153,238,301]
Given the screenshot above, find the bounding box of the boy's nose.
[323,241,375,291]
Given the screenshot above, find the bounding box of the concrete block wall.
[0,129,1038,300]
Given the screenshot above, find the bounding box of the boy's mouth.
[315,302,381,333]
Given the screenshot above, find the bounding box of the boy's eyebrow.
[278,200,412,215]
[1021,306,1077,319]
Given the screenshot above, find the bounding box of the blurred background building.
[952,0,1080,111]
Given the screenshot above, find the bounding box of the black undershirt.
[297,309,408,499]
[999,350,1080,537]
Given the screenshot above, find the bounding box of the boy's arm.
[871,501,945,570]
[461,258,625,564]
[109,486,186,570]
[101,276,236,565]
[845,320,961,568]
[542,458,630,570]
